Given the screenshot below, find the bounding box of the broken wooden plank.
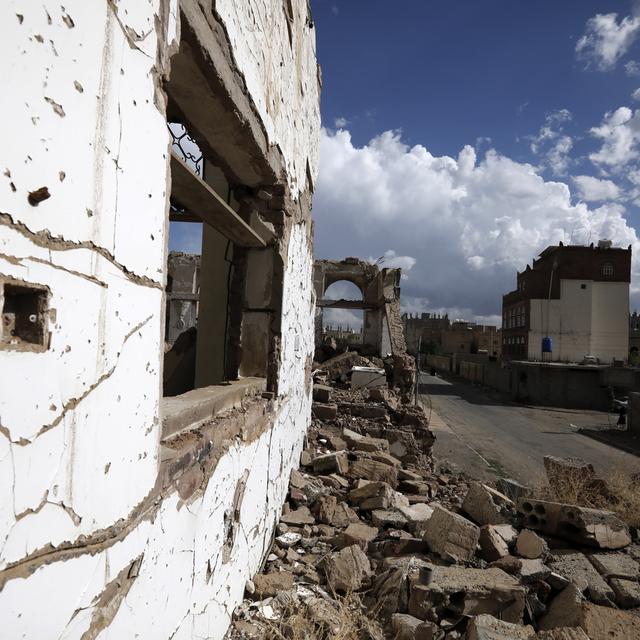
[169,150,265,248]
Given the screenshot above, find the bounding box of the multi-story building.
[402,312,450,353]
[502,242,631,363]
[323,324,363,347]
[402,313,501,358]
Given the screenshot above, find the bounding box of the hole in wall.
[1,280,49,349]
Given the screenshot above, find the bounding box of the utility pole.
[414,335,422,405]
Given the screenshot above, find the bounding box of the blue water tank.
[542,337,553,353]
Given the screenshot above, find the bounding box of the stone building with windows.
[502,242,631,363]
[0,2,320,638]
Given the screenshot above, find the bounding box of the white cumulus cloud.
[313,129,640,321]
[627,60,640,75]
[573,175,622,201]
[589,106,640,168]
[529,110,573,175]
[576,12,640,71]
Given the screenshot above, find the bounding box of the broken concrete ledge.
[161,377,267,439]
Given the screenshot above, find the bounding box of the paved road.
[419,373,639,485]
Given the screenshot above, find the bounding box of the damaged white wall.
[0,1,319,638]
[216,0,321,197]
[0,0,173,565]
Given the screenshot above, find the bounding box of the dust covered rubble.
[226,378,639,640]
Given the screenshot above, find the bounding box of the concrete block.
[548,551,614,605]
[399,503,434,535]
[331,522,379,550]
[463,482,514,525]
[312,402,338,420]
[466,614,535,639]
[371,509,408,529]
[538,585,583,631]
[610,578,640,608]
[422,504,480,562]
[252,571,294,598]
[535,630,590,639]
[588,552,640,579]
[321,544,372,593]
[517,498,631,549]
[408,566,525,624]
[391,613,424,640]
[497,477,531,502]
[345,433,390,453]
[516,529,548,559]
[519,558,551,583]
[543,456,597,494]
[312,451,349,475]
[479,525,511,562]
[580,601,640,638]
[348,455,398,486]
[312,384,333,403]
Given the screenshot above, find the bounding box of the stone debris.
[609,576,640,607]
[422,504,480,562]
[312,383,333,404]
[539,583,640,639]
[479,524,519,562]
[588,551,639,579]
[463,482,514,525]
[466,614,535,639]
[496,476,531,502]
[320,544,372,592]
[251,572,294,598]
[535,630,590,640]
[547,551,615,605]
[408,566,526,624]
[226,381,638,640]
[516,529,549,559]
[517,498,631,549]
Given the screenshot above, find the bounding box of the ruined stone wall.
[0,1,319,637]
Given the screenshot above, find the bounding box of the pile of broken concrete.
[227,382,640,640]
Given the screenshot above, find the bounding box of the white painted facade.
[216,0,320,198]
[528,279,629,363]
[0,1,319,638]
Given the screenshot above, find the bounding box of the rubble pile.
[226,376,640,640]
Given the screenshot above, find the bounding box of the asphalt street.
[419,373,640,485]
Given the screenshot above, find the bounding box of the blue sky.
[311,0,640,326]
[313,0,639,164]
[171,1,640,327]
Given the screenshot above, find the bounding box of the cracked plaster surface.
[0,2,316,638]
[0,0,171,567]
[208,0,320,198]
[0,226,314,638]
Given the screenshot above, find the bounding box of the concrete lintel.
[317,298,378,310]
[161,377,267,439]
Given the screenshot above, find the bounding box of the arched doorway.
[322,280,364,350]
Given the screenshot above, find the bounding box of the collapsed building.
[0,1,320,638]
[227,376,640,640]
[313,258,407,359]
